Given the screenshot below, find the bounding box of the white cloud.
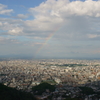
[8,27,23,35]
[16,14,28,19]
[88,34,100,39]
[1,0,100,39]
[24,0,100,41]
[0,36,5,41]
[0,4,13,15]
[0,22,2,26]
[0,18,24,35]
[0,36,19,44]
[29,0,100,17]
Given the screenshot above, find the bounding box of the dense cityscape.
[0,59,100,100]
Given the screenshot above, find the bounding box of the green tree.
[32,82,55,95]
[0,83,36,100]
[79,87,94,95]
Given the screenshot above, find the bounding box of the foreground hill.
[32,82,55,95]
[0,83,36,100]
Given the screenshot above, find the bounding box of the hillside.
[0,83,36,100]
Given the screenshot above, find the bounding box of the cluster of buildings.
[0,59,100,99]
[34,85,100,100]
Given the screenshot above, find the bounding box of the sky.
[0,0,100,59]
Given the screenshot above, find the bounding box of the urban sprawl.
[0,59,100,100]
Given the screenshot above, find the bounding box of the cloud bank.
[0,0,100,58]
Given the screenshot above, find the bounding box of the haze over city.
[0,0,100,59]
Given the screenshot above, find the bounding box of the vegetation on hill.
[0,83,36,100]
[32,82,55,95]
[79,86,94,95]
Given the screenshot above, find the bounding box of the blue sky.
[0,0,100,59]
